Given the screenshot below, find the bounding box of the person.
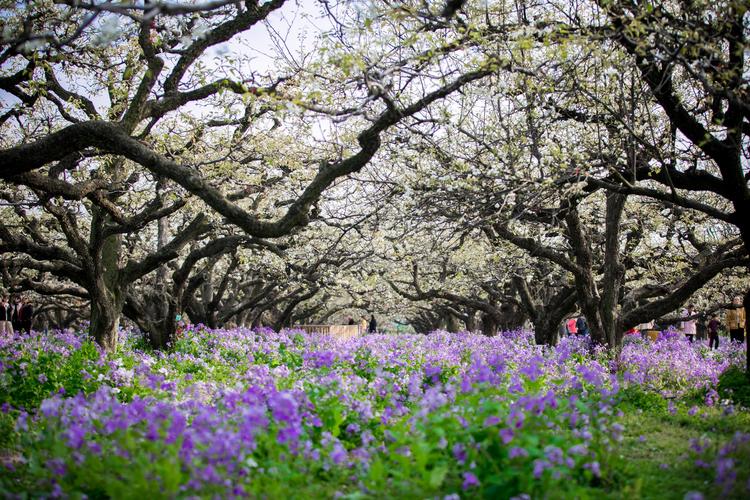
[368,314,377,334]
[347,317,355,325]
[10,295,22,333]
[696,313,708,341]
[638,320,654,330]
[18,296,34,334]
[681,304,697,343]
[708,313,721,350]
[566,317,577,336]
[725,295,746,343]
[359,316,368,335]
[576,315,589,336]
[0,295,11,334]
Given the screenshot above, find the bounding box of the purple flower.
[462,471,479,490]
[424,363,442,383]
[87,441,102,455]
[484,415,500,427]
[452,443,467,464]
[508,447,528,459]
[519,357,543,382]
[499,427,514,444]
[46,458,66,476]
[330,442,347,465]
[63,424,87,449]
[585,461,601,478]
[544,445,563,465]
[268,391,298,423]
[40,398,62,418]
[533,459,548,479]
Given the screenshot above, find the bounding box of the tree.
[0,0,497,349]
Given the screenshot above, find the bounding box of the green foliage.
[618,386,667,414]
[0,411,16,449]
[0,340,104,411]
[718,366,750,409]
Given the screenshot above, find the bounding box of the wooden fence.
[296,324,362,339]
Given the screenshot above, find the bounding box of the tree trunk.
[481,313,499,336]
[464,308,477,332]
[531,294,577,346]
[89,206,124,353]
[741,217,750,379]
[601,192,627,347]
[499,302,526,331]
[90,283,122,353]
[123,293,175,350]
[201,279,219,328]
[446,312,461,333]
[148,289,178,349]
[566,208,606,346]
[237,309,249,327]
[532,315,559,346]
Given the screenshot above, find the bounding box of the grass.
[608,404,750,500]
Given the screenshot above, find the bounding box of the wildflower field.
[0,328,748,499]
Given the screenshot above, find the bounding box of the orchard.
[1,0,749,498]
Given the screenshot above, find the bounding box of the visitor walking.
[681,304,697,343]
[10,295,22,333]
[21,298,34,334]
[0,295,12,335]
[725,295,746,343]
[708,313,721,350]
[696,314,708,341]
[566,317,577,336]
[359,316,368,335]
[558,322,567,339]
[576,315,589,336]
[368,314,377,334]
[17,296,34,334]
[637,320,655,333]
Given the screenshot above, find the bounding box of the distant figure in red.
[566,317,577,336]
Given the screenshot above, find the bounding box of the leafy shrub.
[0,338,104,411]
[718,365,750,409]
[618,386,667,414]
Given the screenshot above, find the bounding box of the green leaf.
[429,463,449,488]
